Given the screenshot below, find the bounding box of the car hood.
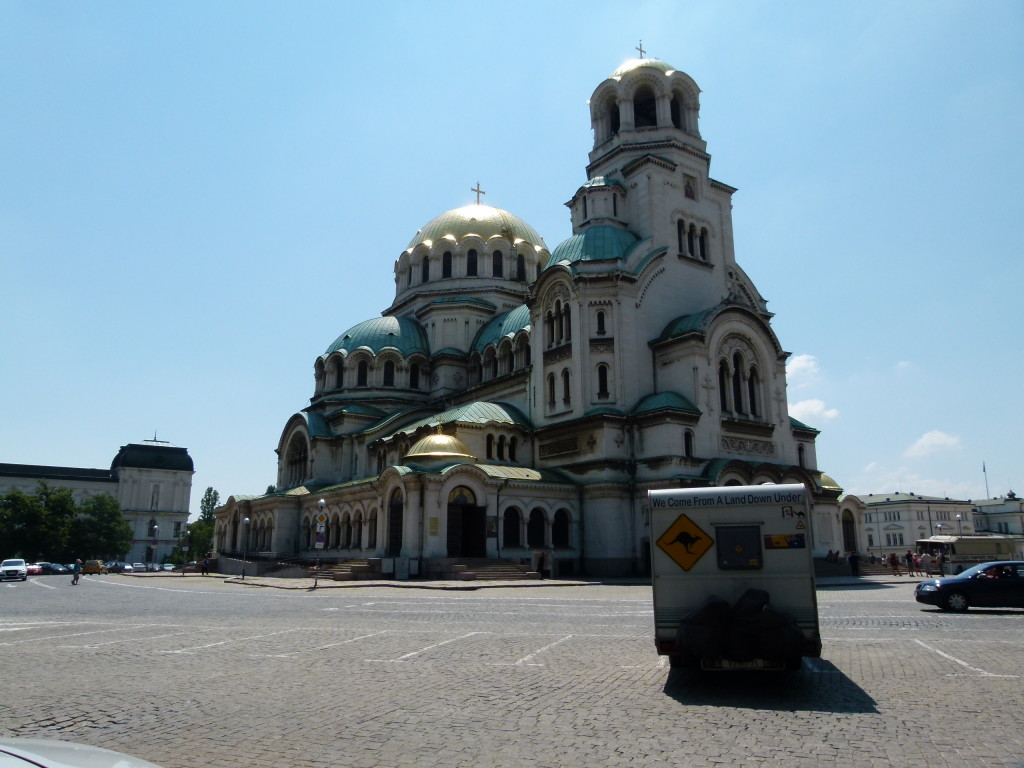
[0,738,165,768]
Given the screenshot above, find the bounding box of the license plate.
[703,658,783,671]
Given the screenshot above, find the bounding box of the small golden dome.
[404,431,476,463]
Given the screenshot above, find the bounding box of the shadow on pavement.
[662,658,878,714]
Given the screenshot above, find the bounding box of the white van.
[649,484,821,670]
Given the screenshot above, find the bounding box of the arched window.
[670,95,681,129]
[442,251,452,278]
[509,437,518,462]
[357,360,369,387]
[748,366,760,417]
[410,364,419,390]
[798,445,806,469]
[718,360,730,412]
[547,373,556,405]
[677,219,685,253]
[491,354,499,379]
[552,509,571,548]
[492,250,503,278]
[562,368,570,404]
[285,434,308,488]
[406,264,412,288]
[516,253,525,281]
[684,430,694,458]
[634,85,657,128]
[467,249,478,276]
[732,352,745,415]
[383,360,395,387]
[334,363,344,389]
[699,228,708,261]
[597,364,609,398]
[497,435,506,461]
[503,508,521,548]
[555,300,564,342]
[609,102,620,135]
[486,434,494,460]
[687,224,696,256]
[420,258,429,284]
[582,196,588,220]
[597,310,607,335]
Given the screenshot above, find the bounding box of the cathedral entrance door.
[446,486,486,558]
[387,492,404,557]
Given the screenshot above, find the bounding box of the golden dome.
[404,432,476,463]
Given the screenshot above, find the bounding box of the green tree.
[36,483,77,562]
[0,489,44,560]
[70,494,132,560]
[199,486,219,522]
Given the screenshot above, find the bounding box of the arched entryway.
[841,509,857,553]
[447,486,486,558]
[387,490,404,556]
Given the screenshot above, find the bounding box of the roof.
[110,441,194,472]
[632,391,701,415]
[472,304,531,351]
[406,204,547,251]
[325,316,429,357]
[382,401,531,442]
[549,226,639,268]
[610,58,677,79]
[0,463,116,483]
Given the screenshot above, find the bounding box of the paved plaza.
[1,574,1022,768]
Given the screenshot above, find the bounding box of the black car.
[915,561,1024,612]
[39,563,69,575]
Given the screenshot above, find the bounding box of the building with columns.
[215,56,841,578]
[0,439,194,564]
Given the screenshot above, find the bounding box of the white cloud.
[786,354,819,388]
[789,399,839,423]
[904,430,962,458]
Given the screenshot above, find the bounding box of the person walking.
[848,551,861,577]
[200,557,209,576]
[904,549,916,576]
[936,551,946,576]
[71,559,82,586]
[921,551,933,577]
[888,552,902,576]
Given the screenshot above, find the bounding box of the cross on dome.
[636,40,645,58]
[471,182,486,205]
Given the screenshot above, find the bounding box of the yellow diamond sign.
[656,513,714,571]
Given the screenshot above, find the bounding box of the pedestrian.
[71,559,82,586]
[921,551,932,577]
[888,552,902,576]
[936,551,945,576]
[848,551,861,577]
[201,557,209,576]
[913,552,922,576]
[904,549,915,576]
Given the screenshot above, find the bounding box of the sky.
[2,1,1021,519]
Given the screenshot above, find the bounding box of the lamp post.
[315,499,326,589]
[181,524,189,576]
[242,517,250,579]
[955,514,963,536]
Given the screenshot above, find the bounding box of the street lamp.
[956,514,963,536]
[241,517,250,579]
[151,524,158,569]
[315,499,326,589]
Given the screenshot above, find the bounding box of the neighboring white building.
[215,56,842,577]
[973,491,1024,535]
[839,492,977,559]
[0,439,194,563]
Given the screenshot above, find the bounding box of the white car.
[0,737,166,767]
[1,559,28,581]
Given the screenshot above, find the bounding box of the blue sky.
[2,1,1021,518]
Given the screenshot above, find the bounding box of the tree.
[199,486,220,523]
[70,494,133,560]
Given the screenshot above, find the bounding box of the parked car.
[914,561,1024,612]
[131,562,146,573]
[159,563,175,571]
[106,562,132,573]
[1,559,28,581]
[40,563,69,575]
[81,560,108,574]
[26,563,44,575]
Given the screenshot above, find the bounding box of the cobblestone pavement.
[1,574,1022,767]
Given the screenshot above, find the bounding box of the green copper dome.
[548,226,639,268]
[325,316,429,357]
[406,204,547,251]
[471,304,531,352]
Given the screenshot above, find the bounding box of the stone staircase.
[449,558,540,581]
[813,557,893,578]
[319,559,382,581]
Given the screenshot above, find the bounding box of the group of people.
[835,549,947,578]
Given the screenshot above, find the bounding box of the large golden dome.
[406,204,547,251]
[404,432,476,463]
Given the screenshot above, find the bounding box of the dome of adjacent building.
[406,204,547,251]
[471,304,531,352]
[548,225,639,268]
[325,316,429,357]
[403,432,477,463]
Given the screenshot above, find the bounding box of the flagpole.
[983,461,990,499]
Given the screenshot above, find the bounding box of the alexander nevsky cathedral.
[214,55,843,579]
